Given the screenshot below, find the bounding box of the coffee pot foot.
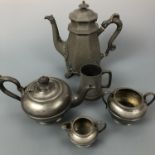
[65,71,74,79]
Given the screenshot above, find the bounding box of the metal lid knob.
[38,76,50,88]
[79,1,89,9]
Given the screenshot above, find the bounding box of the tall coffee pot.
[45,1,123,78]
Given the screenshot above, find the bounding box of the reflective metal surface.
[62,116,106,147]
[45,1,123,78]
[0,75,92,124]
[103,88,155,124]
[79,64,112,100]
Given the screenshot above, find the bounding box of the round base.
[112,117,132,126]
[70,137,95,148]
[70,140,93,148]
[75,144,92,148]
[108,109,140,125]
[85,95,102,101]
[28,114,63,125]
[39,121,50,125]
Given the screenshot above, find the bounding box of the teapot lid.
[22,76,72,119]
[69,1,98,22]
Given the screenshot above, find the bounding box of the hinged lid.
[69,1,98,22]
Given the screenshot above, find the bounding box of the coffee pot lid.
[69,1,98,22]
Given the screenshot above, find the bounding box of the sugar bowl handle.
[101,71,112,88]
[143,92,155,106]
[102,91,112,108]
[101,13,123,57]
[0,76,23,101]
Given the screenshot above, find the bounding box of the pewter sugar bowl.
[103,88,155,124]
[45,1,123,78]
[0,76,92,124]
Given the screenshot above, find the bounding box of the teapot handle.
[0,76,23,101]
[143,92,155,106]
[100,13,123,57]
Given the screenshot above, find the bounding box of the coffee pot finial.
[79,1,89,9]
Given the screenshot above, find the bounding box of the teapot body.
[21,78,72,124]
[0,76,92,124]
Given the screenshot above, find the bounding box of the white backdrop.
[0,0,155,155]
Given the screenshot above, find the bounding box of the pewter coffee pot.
[0,76,92,124]
[45,1,123,78]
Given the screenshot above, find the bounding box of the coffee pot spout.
[45,15,67,58]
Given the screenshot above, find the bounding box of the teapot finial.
[38,76,51,90]
[79,1,89,9]
[38,76,49,86]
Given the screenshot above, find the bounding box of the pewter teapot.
[0,76,92,124]
[45,1,123,78]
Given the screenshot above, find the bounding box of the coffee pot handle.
[101,71,112,88]
[101,13,123,57]
[0,76,23,101]
[143,92,155,106]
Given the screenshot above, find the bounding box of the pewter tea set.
[0,1,155,148]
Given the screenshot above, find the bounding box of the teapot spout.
[71,85,94,108]
[45,15,67,58]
